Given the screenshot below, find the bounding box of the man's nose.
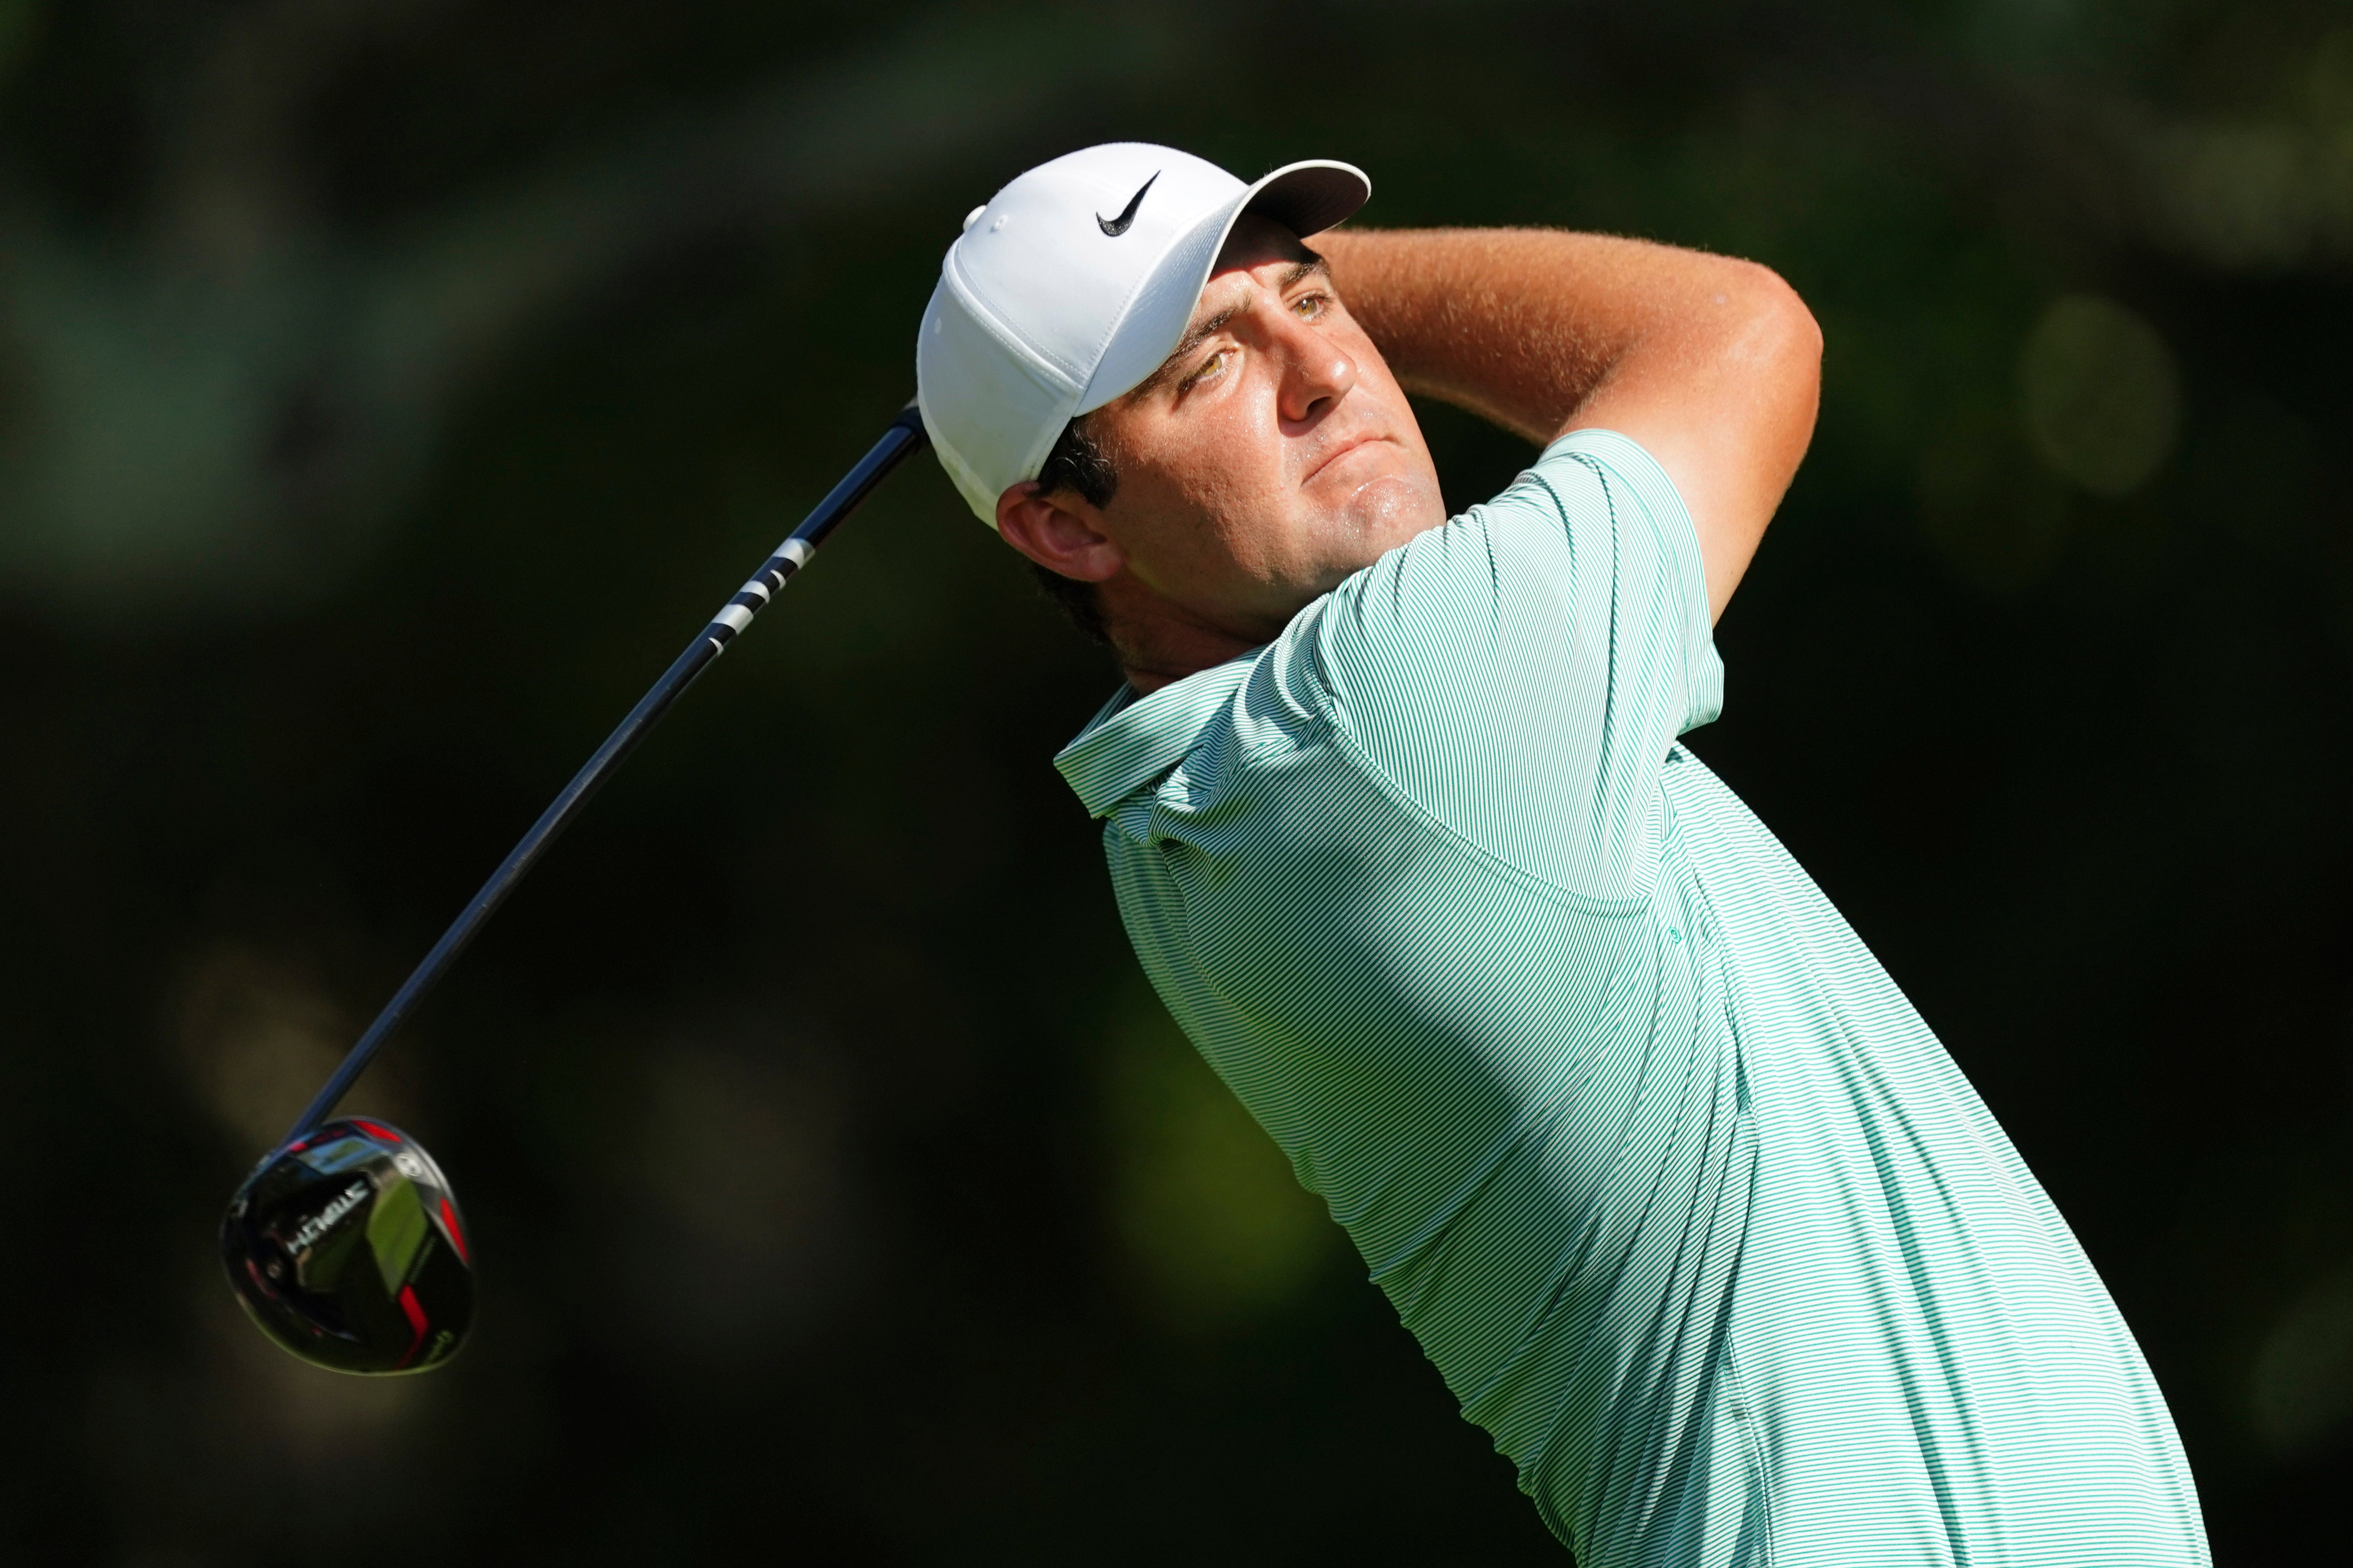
[1273,311,1357,425]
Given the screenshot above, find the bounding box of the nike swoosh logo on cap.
[1096,173,1160,236]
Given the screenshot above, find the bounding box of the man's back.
[1056,431,2207,1567]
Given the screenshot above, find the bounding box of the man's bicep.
[1562,265,1821,622]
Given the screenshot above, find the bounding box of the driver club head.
[221,1117,473,1374]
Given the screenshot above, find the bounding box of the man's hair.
[1028,416,1119,644]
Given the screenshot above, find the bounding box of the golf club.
[221,401,931,1374]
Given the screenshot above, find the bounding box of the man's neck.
[1099,572,1274,695]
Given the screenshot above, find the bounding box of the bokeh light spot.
[2249,1264,2353,1456]
[2018,294,2183,497]
[1101,1000,1337,1333]
[174,947,400,1153]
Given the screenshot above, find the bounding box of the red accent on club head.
[438,1198,470,1265]
[349,1119,401,1143]
[283,1138,311,1154]
[394,1284,430,1368]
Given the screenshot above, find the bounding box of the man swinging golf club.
[916,145,2209,1565]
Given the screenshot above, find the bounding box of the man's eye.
[1292,291,1329,318]
[1183,350,1230,390]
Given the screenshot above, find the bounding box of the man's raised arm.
[1315,228,1822,622]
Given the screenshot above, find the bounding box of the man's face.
[1041,217,1446,643]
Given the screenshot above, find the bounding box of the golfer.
[916,144,2208,1565]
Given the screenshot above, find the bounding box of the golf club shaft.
[285,402,931,1141]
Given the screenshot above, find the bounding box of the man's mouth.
[1302,435,1386,486]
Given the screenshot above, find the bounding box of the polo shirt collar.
[1053,652,1258,819]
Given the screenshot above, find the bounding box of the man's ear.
[995,482,1126,584]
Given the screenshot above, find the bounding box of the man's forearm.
[1314,227,1821,618]
[1318,228,1716,443]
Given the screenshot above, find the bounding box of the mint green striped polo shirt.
[1056,430,2209,1566]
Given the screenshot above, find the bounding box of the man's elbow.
[1722,261,1823,492]
[1769,271,1825,410]
[1726,261,1823,395]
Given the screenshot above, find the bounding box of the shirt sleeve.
[1291,427,1724,901]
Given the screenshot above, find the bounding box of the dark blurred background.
[3,1,2347,1561]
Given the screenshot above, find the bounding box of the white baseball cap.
[914,143,1370,525]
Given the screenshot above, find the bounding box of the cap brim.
[1237,159,1371,241]
[1076,158,1371,414]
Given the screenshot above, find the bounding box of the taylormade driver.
[223,1117,472,1373]
[221,404,929,1373]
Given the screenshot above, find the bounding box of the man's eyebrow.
[1129,305,1239,400]
[1128,253,1333,400]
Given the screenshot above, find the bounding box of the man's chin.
[1331,469,1448,555]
